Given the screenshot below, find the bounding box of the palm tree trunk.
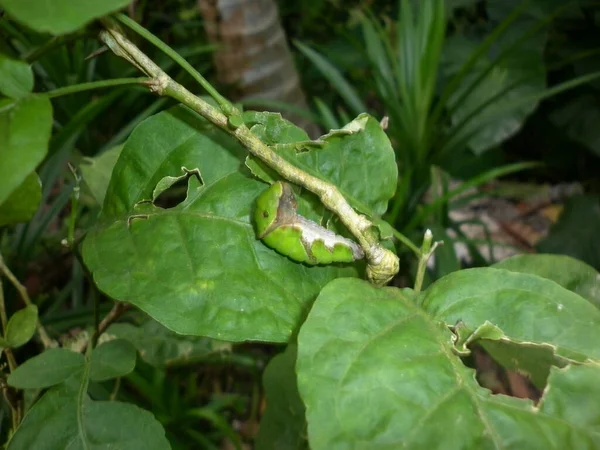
[198,0,319,136]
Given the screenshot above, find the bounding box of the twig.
[99,21,400,285]
[81,302,130,353]
[414,229,443,293]
[0,253,55,349]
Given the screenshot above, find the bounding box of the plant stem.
[0,253,55,349]
[67,163,81,248]
[83,302,130,353]
[414,229,443,293]
[45,78,151,99]
[99,24,400,286]
[113,13,234,114]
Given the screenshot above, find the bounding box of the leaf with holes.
[297,278,600,449]
[82,106,398,342]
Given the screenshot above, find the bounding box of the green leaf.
[420,268,600,361]
[5,305,38,348]
[8,349,85,389]
[105,319,220,368]
[297,278,600,449]
[0,0,133,35]
[82,106,360,343]
[79,145,123,205]
[89,339,137,381]
[7,376,170,450]
[537,195,600,271]
[493,254,600,309]
[0,53,33,99]
[255,345,307,450]
[244,111,398,217]
[0,172,41,226]
[442,26,546,154]
[0,96,52,207]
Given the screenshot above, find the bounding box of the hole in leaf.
[153,177,190,209]
[152,167,203,209]
[459,339,573,404]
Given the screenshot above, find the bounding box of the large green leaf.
[493,254,600,309]
[297,278,600,449]
[0,96,52,207]
[83,107,381,342]
[0,0,133,35]
[105,319,219,368]
[7,375,170,450]
[0,172,41,226]
[255,345,307,450]
[537,195,600,271]
[442,26,546,154]
[0,53,33,99]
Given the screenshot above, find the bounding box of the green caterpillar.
[254,181,364,264]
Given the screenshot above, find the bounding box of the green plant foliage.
[296,277,600,449]
[421,268,600,360]
[105,319,220,368]
[442,27,546,154]
[549,94,600,158]
[83,106,399,342]
[79,145,124,205]
[255,345,307,450]
[0,172,42,226]
[8,349,85,389]
[5,305,38,349]
[89,339,137,381]
[244,111,397,217]
[0,0,133,35]
[537,195,600,271]
[493,254,600,308]
[0,53,33,99]
[7,376,170,450]
[0,96,52,207]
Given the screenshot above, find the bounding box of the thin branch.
[81,302,130,354]
[99,22,400,285]
[45,77,151,99]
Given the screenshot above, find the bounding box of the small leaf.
[89,339,137,381]
[0,53,33,99]
[493,254,600,309]
[0,172,41,227]
[8,349,85,389]
[7,376,170,450]
[255,345,307,450]
[105,319,219,368]
[79,145,123,205]
[0,96,52,207]
[5,305,38,348]
[0,0,133,35]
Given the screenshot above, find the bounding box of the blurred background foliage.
[1,0,600,448]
